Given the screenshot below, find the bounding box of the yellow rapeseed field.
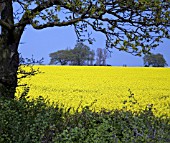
[16,66,170,117]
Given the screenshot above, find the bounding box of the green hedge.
[0,96,169,143]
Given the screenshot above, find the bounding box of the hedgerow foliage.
[0,94,169,143]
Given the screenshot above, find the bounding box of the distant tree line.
[49,43,110,66]
[50,43,168,67]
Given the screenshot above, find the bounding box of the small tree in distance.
[71,43,91,65]
[96,48,110,66]
[49,49,71,65]
[143,53,168,67]
[87,50,95,66]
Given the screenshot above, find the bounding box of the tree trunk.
[0,0,24,99]
[0,41,19,98]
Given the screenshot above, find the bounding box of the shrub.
[0,94,169,143]
[0,96,64,143]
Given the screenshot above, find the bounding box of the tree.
[101,48,110,66]
[71,42,91,65]
[0,0,170,98]
[96,48,109,66]
[143,53,168,67]
[49,49,71,65]
[87,50,95,66]
[96,48,103,65]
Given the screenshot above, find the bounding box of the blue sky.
[19,25,170,66]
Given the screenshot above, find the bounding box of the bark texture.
[0,0,22,98]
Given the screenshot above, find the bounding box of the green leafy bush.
[0,96,64,143]
[0,93,169,143]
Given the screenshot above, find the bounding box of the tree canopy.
[49,49,72,65]
[0,0,170,98]
[143,53,168,67]
[1,0,170,54]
